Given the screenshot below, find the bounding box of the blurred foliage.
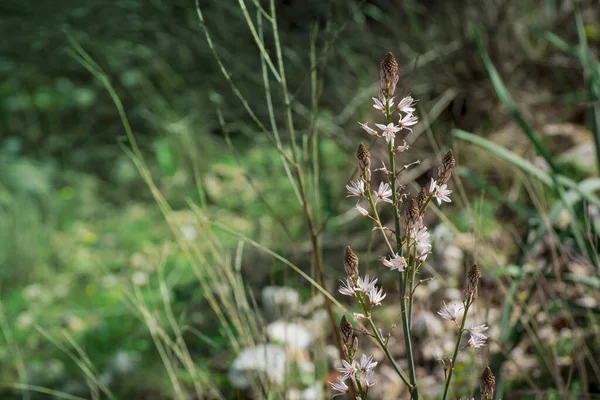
[1,0,600,398]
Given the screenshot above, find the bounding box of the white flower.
[381,254,407,272]
[397,95,416,114]
[398,113,418,131]
[437,301,464,322]
[467,333,487,348]
[338,278,357,296]
[357,354,378,373]
[411,225,432,254]
[375,123,401,144]
[358,122,379,137]
[337,359,358,380]
[395,140,410,153]
[469,324,489,339]
[346,180,365,197]
[361,370,377,388]
[429,178,452,205]
[356,275,378,293]
[355,203,369,216]
[367,286,386,306]
[417,248,430,263]
[372,96,394,112]
[353,313,366,320]
[329,377,350,397]
[373,182,393,204]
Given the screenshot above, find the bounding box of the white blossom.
[372,96,394,113]
[353,313,366,320]
[429,178,452,205]
[395,140,410,153]
[411,225,432,254]
[356,275,378,293]
[437,301,464,322]
[373,182,393,205]
[338,278,356,297]
[329,377,350,397]
[381,254,407,272]
[467,334,487,348]
[367,286,386,306]
[361,370,377,388]
[337,359,358,381]
[398,113,418,131]
[358,122,379,137]
[346,180,365,198]
[357,354,378,373]
[354,203,369,216]
[397,95,416,114]
[469,324,489,339]
[375,122,401,144]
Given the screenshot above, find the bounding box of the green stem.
[385,95,418,399]
[442,299,472,400]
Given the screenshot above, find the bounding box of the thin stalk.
[442,299,472,400]
[356,293,411,387]
[386,96,418,398]
[268,0,344,360]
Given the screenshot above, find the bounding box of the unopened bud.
[352,336,359,354]
[480,366,496,400]
[380,52,400,96]
[465,264,482,301]
[407,198,419,222]
[417,187,427,209]
[340,315,353,345]
[439,149,455,183]
[356,143,371,181]
[344,246,359,279]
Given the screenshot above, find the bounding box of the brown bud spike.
[480,366,496,400]
[417,187,427,209]
[380,52,400,95]
[407,198,419,222]
[465,264,482,301]
[443,149,456,171]
[340,315,353,346]
[344,246,359,279]
[356,143,371,171]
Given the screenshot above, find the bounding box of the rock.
[262,286,301,320]
[229,344,287,389]
[267,321,312,351]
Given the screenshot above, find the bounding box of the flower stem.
[385,96,419,399]
[441,299,472,400]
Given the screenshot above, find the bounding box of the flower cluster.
[330,52,469,400]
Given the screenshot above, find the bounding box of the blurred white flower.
[346,180,366,197]
[468,333,487,348]
[429,178,452,205]
[395,140,410,153]
[368,286,386,306]
[375,123,401,144]
[355,203,369,216]
[358,122,378,137]
[356,275,378,293]
[397,95,416,114]
[132,271,148,286]
[372,96,393,113]
[381,253,407,272]
[373,182,393,205]
[338,278,357,296]
[329,377,350,397]
[357,354,377,373]
[437,302,464,322]
[398,113,418,131]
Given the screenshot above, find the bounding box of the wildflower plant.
[332,53,488,399]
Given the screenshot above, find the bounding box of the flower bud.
[417,187,427,209]
[439,149,455,183]
[340,315,353,345]
[356,143,371,181]
[480,366,496,400]
[465,264,482,301]
[344,246,359,279]
[380,52,399,96]
[407,197,419,223]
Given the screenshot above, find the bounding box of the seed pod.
[417,187,427,209]
[344,246,359,279]
[380,52,400,96]
[480,366,496,400]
